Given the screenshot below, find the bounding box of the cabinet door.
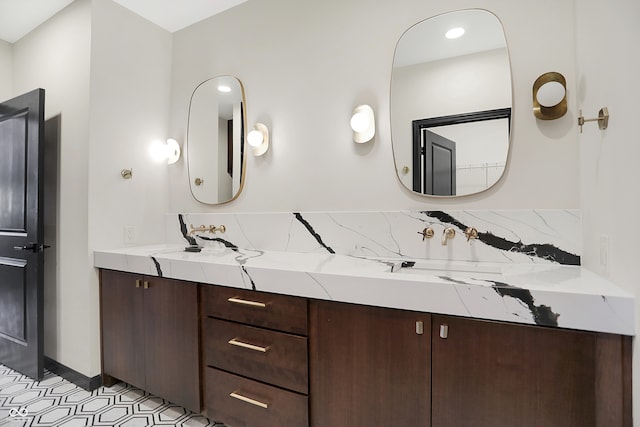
[144,277,200,412]
[100,270,146,389]
[431,315,596,427]
[310,300,431,426]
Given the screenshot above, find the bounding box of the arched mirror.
[187,75,246,204]
[390,9,512,197]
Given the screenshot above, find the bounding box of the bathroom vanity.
[96,233,633,426]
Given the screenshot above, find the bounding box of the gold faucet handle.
[464,227,478,242]
[418,227,434,241]
[189,224,205,235]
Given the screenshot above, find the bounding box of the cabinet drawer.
[201,285,308,335]
[205,318,308,394]
[206,368,308,427]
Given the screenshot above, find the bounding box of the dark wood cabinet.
[431,315,632,427]
[99,269,200,412]
[201,284,309,427]
[99,269,631,427]
[309,300,432,426]
[309,302,631,427]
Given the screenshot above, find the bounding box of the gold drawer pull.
[227,297,267,308]
[228,338,270,353]
[230,391,269,409]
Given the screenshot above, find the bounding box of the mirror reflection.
[187,76,245,204]
[390,9,512,196]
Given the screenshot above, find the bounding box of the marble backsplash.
[166,210,581,266]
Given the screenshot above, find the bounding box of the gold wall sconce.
[350,104,375,143]
[532,72,567,120]
[248,123,269,156]
[578,107,609,133]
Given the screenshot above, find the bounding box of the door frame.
[412,108,511,195]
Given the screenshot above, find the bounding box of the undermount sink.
[392,260,504,276]
[390,260,559,277]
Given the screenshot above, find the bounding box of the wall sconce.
[150,138,181,164]
[532,72,567,120]
[248,123,269,156]
[350,104,375,143]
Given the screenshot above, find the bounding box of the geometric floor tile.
[0,365,225,427]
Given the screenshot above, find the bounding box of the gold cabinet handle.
[227,297,267,308]
[135,279,142,288]
[229,391,269,409]
[143,281,149,289]
[228,338,270,353]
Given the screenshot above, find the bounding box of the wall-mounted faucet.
[189,224,226,235]
[464,227,478,242]
[418,227,434,241]
[442,227,455,245]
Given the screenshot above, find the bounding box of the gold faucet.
[464,227,479,242]
[442,227,455,245]
[189,224,226,235]
[417,227,434,241]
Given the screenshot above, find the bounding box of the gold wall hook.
[578,107,609,133]
[121,169,133,179]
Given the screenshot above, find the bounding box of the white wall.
[8,0,172,378]
[576,0,640,423]
[88,0,172,250]
[0,40,11,101]
[169,0,579,213]
[11,0,93,375]
[87,0,172,376]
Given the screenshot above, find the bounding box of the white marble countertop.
[94,244,635,336]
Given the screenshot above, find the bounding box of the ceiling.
[393,10,507,68]
[0,0,247,44]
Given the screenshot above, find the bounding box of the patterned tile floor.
[0,365,225,427]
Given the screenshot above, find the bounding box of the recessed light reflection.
[218,85,231,93]
[445,27,465,39]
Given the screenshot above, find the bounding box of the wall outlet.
[599,234,609,274]
[124,225,139,245]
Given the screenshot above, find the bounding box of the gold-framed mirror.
[187,75,246,204]
[390,9,512,197]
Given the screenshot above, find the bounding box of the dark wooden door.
[100,270,201,412]
[431,315,596,427]
[422,130,456,196]
[100,270,146,389]
[144,277,200,412]
[310,300,431,426]
[0,89,46,380]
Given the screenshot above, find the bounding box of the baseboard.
[44,356,102,391]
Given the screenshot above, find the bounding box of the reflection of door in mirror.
[412,108,510,196]
[391,9,512,197]
[187,76,246,205]
[415,130,456,196]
